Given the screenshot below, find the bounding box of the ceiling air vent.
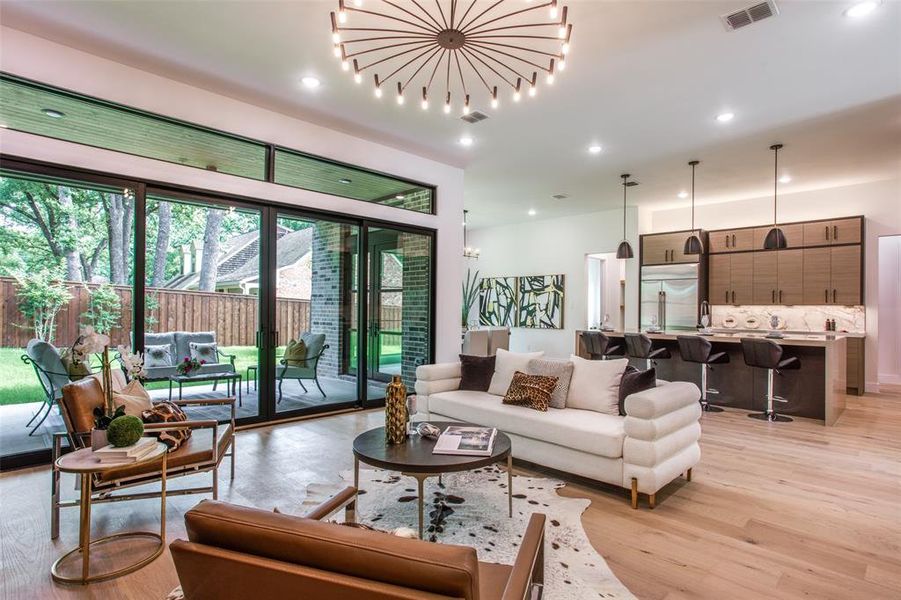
[721,0,778,31]
[551,193,569,200]
[461,110,489,124]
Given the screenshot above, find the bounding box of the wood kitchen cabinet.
[803,217,863,246]
[752,223,804,249]
[752,249,803,304]
[708,228,755,253]
[641,232,701,265]
[752,252,777,303]
[710,253,752,304]
[802,247,831,304]
[802,246,861,305]
[709,254,731,304]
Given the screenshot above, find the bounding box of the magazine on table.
[432,426,497,456]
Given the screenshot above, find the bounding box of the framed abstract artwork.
[518,275,565,329]
[478,277,518,327]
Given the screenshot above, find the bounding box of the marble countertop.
[578,330,849,348]
[709,327,865,338]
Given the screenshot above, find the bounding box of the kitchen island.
[575,330,847,425]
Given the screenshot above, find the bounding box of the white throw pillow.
[567,355,628,414]
[487,349,545,396]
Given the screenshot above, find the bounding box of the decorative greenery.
[176,356,205,376]
[12,270,72,342]
[106,414,144,447]
[93,404,126,430]
[461,268,480,327]
[81,283,122,335]
[144,292,160,333]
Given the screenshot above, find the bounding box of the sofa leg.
[686,468,692,482]
[630,478,638,509]
[648,493,656,510]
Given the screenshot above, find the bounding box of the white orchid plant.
[73,327,121,429]
[117,345,146,382]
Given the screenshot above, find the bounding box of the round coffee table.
[51,442,168,585]
[352,422,512,539]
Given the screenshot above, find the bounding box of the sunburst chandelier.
[330,0,572,114]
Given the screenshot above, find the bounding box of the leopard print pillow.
[141,401,191,451]
[502,371,558,412]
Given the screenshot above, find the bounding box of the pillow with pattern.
[189,342,218,365]
[141,401,191,451]
[526,358,573,409]
[502,371,558,412]
[145,344,173,368]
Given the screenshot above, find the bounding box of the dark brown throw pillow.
[141,401,191,451]
[459,354,496,392]
[618,367,657,416]
[503,371,558,412]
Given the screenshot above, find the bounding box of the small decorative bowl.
[416,422,441,439]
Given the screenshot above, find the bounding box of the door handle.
[833,225,838,240]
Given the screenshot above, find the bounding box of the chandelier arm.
[457,48,495,95]
[338,26,436,36]
[450,0,457,28]
[342,34,437,45]
[425,48,448,93]
[452,50,469,97]
[465,44,532,82]
[464,39,562,58]
[408,0,446,31]
[346,39,439,59]
[458,0,507,33]
[347,6,440,34]
[458,47,516,89]
[358,41,436,72]
[465,22,563,38]
[379,44,442,88]
[401,46,444,92]
[468,41,552,72]
[434,0,450,29]
[466,34,563,40]
[455,0,480,31]
[378,0,443,33]
[461,2,553,34]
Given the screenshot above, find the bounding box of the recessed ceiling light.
[716,112,735,123]
[338,178,352,184]
[588,144,602,154]
[528,209,537,216]
[41,108,65,118]
[301,76,321,89]
[459,136,474,146]
[779,175,792,184]
[678,191,689,199]
[845,1,879,18]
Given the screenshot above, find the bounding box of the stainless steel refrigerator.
[640,264,699,331]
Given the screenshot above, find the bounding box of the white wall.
[650,178,901,391]
[467,207,638,359]
[0,27,465,363]
[878,236,901,385]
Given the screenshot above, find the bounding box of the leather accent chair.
[171,487,546,600]
[51,377,236,540]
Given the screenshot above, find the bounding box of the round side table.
[51,442,168,585]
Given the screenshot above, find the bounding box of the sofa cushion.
[429,390,625,458]
[526,358,573,409]
[459,354,495,392]
[567,355,628,415]
[618,367,657,416]
[487,349,544,396]
[502,371,557,411]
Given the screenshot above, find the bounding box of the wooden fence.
[0,277,401,349]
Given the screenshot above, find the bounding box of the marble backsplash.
[709,305,865,333]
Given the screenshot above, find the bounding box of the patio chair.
[277,332,329,402]
[21,339,71,436]
[51,376,236,540]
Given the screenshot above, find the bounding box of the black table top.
[353,421,511,473]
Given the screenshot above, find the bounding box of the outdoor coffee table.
[351,422,512,539]
[51,442,168,584]
[168,372,242,406]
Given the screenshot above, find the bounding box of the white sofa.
[414,361,702,509]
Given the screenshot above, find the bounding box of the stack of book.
[432,426,497,457]
[94,437,158,464]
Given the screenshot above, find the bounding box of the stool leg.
[748,368,793,422]
[646,358,652,370]
[701,363,723,413]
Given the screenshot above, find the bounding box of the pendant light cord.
[690,162,696,233]
[773,145,779,225]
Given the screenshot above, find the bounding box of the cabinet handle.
[725,290,729,303]
[772,289,775,303]
[779,290,783,303]
[731,290,735,304]
[825,225,829,241]
[832,289,836,303]
[833,225,838,240]
[732,234,736,247]
[725,234,730,248]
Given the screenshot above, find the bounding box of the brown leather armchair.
[171,487,546,600]
[52,377,236,540]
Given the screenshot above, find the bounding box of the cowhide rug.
[296,466,636,599]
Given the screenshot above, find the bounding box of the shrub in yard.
[81,283,122,335]
[106,415,144,447]
[12,269,72,343]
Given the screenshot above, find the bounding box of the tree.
[198,207,225,291]
[104,191,134,285]
[58,187,82,281]
[13,270,72,343]
[151,200,171,286]
[81,283,122,335]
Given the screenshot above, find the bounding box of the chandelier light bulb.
[547,73,555,85]
[561,43,570,55]
[528,85,536,97]
[513,90,521,102]
[549,0,558,19]
[352,0,362,6]
[338,9,347,23]
[463,94,471,115]
[333,45,341,57]
[558,59,566,71]
[491,96,499,109]
[341,60,350,71]
[374,86,382,98]
[559,26,567,38]
[444,102,451,114]
[332,32,341,44]
[354,72,362,84]
[421,99,428,110]
[397,94,404,105]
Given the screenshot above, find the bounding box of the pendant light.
[462,209,480,259]
[616,174,635,259]
[763,144,787,250]
[683,160,703,255]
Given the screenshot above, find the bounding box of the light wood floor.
[2,387,900,599]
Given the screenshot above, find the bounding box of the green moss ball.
[107,415,145,447]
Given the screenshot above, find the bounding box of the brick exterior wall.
[399,231,432,388]
[310,221,354,378]
[384,188,433,213]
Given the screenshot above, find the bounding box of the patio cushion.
[26,339,70,400]
[175,332,216,364]
[97,423,232,484]
[145,332,176,361]
[300,332,325,368]
[145,344,174,368]
[190,342,219,364]
[283,339,307,366]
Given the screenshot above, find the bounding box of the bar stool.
[624,333,671,370]
[677,335,729,413]
[740,338,801,423]
[581,331,624,360]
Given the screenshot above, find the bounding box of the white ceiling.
[1,1,899,228]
